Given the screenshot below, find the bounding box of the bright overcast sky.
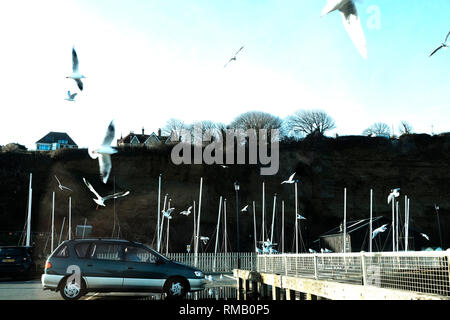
[0,0,449,149]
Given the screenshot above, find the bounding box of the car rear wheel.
[163,277,188,300]
[59,276,86,300]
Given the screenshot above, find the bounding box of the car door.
[122,245,167,290]
[83,242,125,290]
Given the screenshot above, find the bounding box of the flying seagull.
[420,233,430,241]
[281,172,296,184]
[54,175,72,191]
[387,188,400,204]
[429,31,450,57]
[163,208,175,219]
[372,224,388,239]
[434,204,439,212]
[66,47,86,91]
[224,46,244,68]
[180,206,193,216]
[321,0,367,59]
[200,236,210,245]
[88,120,118,184]
[297,214,306,220]
[83,177,130,209]
[241,205,249,212]
[65,91,77,102]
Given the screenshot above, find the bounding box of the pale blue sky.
[0,1,448,149]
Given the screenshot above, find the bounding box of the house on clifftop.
[36,132,78,151]
[117,128,173,148]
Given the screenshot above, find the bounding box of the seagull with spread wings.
[321,0,367,59]
[88,120,118,184]
[66,47,86,91]
[372,224,388,239]
[281,172,296,184]
[54,175,72,191]
[64,91,77,102]
[224,46,244,68]
[83,177,130,210]
[430,31,450,57]
[180,206,193,216]
[241,205,249,212]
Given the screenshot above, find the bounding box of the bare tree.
[285,109,335,136]
[399,121,413,135]
[230,111,282,131]
[363,122,391,136]
[162,118,187,140]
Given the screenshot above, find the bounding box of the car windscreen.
[0,248,25,256]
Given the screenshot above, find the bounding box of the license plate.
[2,259,15,263]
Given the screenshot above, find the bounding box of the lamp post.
[234,181,240,268]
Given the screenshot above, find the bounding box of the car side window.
[75,243,91,258]
[54,245,69,258]
[124,246,157,264]
[89,243,122,261]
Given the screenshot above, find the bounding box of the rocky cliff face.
[1,133,449,252]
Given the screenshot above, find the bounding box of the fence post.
[361,251,367,286]
[314,254,318,280]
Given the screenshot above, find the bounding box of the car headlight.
[194,271,204,277]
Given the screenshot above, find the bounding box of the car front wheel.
[59,276,86,300]
[163,277,188,299]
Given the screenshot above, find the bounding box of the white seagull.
[321,248,333,253]
[420,233,430,241]
[241,205,249,212]
[430,31,450,57]
[297,214,307,220]
[435,204,439,212]
[224,46,244,68]
[200,236,210,245]
[372,224,388,239]
[387,188,400,204]
[66,47,86,91]
[281,172,296,184]
[83,177,130,209]
[180,206,193,216]
[221,165,229,169]
[163,208,175,219]
[64,91,77,102]
[321,0,367,59]
[54,175,72,191]
[88,120,118,184]
[309,248,317,253]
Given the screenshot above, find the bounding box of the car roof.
[63,239,143,245]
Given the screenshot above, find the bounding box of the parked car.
[0,246,35,280]
[41,239,207,300]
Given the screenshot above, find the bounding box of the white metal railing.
[256,250,450,297]
[165,252,257,273]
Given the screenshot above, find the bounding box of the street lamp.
[234,181,240,267]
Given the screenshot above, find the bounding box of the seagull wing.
[83,178,102,200]
[98,154,112,184]
[103,191,130,201]
[61,185,73,191]
[430,45,444,57]
[72,47,79,73]
[387,193,393,204]
[75,78,84,91]
[288,172,296,182]
[70,92,77,99]
[445,31,450,43]
[102,121,116,147]
[234,46,244,56]
[339,1,367,59]
[54,175,61,186]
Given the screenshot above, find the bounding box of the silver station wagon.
[41,239,207,300]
